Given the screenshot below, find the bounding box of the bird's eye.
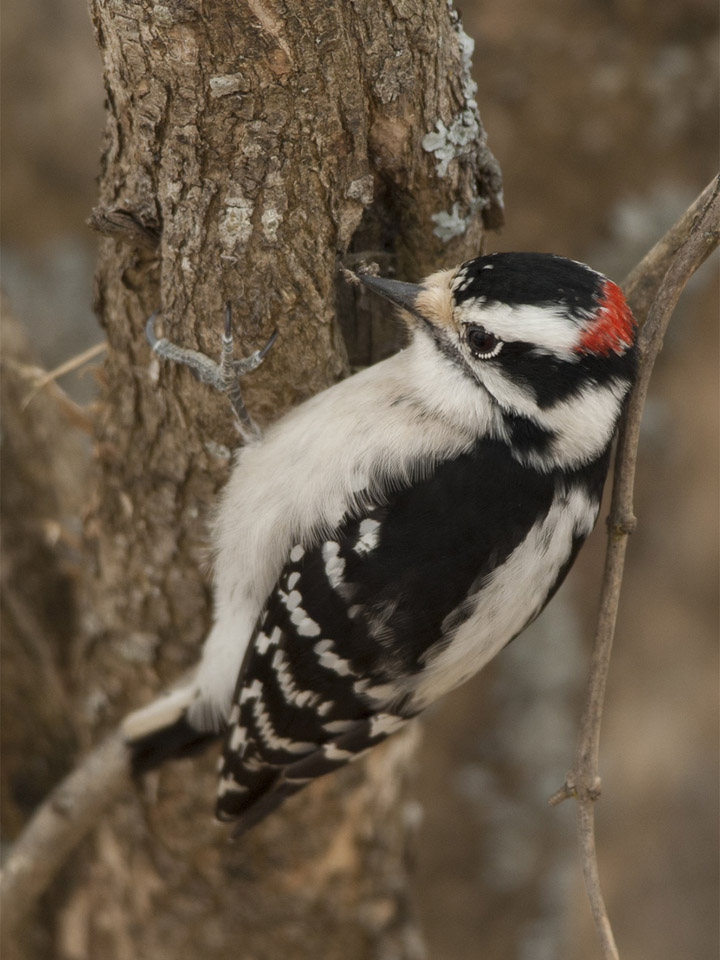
[466,325,502,358]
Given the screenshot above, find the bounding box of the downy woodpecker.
[125,252,636,834]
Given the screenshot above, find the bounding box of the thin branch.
[20,340,107,409]
[549,174,720,960]
[0,732,131,950]
[2,178,718,947]
[2,352,99,434]
[622,178,720,325]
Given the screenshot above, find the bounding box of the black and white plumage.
[125,252,637,833]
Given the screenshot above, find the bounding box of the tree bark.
[4,2,501,956]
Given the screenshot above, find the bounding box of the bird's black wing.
[215,438,566,827]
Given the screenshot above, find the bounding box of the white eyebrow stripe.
[456,301,585,355]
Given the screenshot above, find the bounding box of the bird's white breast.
[411,483,598,710]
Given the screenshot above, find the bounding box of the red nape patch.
[578,280,636,356]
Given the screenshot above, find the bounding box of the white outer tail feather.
[122,682,198,742]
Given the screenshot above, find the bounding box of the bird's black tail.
[122,684,220,775]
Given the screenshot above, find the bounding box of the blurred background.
[2,0,717,957]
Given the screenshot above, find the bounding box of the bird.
[124,251,637,835]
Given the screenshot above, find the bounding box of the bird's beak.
[353,272,423,316]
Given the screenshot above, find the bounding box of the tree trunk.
[4,2,502,956]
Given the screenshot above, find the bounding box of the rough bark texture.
[4,2,501,957]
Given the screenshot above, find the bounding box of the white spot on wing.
[218,776,248,797]
[279,586,321,636]
[241,755,267,772]
[239,678,263,704]
[270,647,327,712]
[228,724,249,752]
[322,540,346,589]
[251,698,315,754]
[314,639,354,676]
[355,518,380,555]
[290,544,305,562]
[323,743,355,761]
[369,713,407,737]
[286,590,302,610]
[355,680,396,702]
[323,719,356,734]
[294,612,321,637]
[255,626,282,655]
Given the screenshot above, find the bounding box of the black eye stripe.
[466,325,501,358]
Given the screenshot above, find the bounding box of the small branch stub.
[88,207,161,249]
[606,515,637,539]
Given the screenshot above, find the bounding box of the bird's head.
[355,252,637,469]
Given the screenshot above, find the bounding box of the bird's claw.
[146,303,277,442]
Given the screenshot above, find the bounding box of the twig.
[20,340,107,408]
[548,175,720,960]
[622,178,720,324]
[2,348,102,434]
[0,732,131,950]
[2,179,717,946]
